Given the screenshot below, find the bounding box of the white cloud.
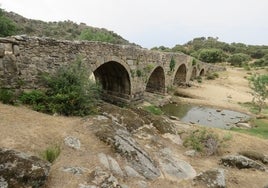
[1,0,268,48]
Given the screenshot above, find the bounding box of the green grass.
[231,119,268,139]
[40,145,61,163]
[143,105,163,115]
[239,102,268,114]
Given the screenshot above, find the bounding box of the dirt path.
[175,67,254,113]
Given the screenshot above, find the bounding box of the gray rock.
[158,148,196,180]
[220,155,266,171]
[239,150,268,164]
[107,156,124,177]
[90,167,123,188]
[124,166,143,178]
[0,44,5,57]
[194,168,226,188]
[62,166,88,175]
[236,123,251,129]
[162,133,182,145]
[96,124,161,180]
[185,150,197,157]
[64,136,81,149]
[98,153,124,176]
[0,176,8,188]
[98,153,110,169]
[0,148,50,188]
[13,45,20,56]
[137,180,148,188]
[169,116,179,120]
[94,115,109,121]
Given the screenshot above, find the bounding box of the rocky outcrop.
[220,155,266,171]
[95,123,161,180]
[0,148,50,188]
[238,150,268,164]
[194,168,226,188]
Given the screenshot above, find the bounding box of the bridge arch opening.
[174,64,187,86]
[93,61,131,102]
[146,66,165,93]
[199,69,205,76]
[191,67,197,80]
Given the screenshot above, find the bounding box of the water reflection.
[161,103,250,129]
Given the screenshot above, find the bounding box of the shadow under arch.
[93,61,131,103]
[174,64,187,86]
[199,68,205,76]
[146,66,165,93]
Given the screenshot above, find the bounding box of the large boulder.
[95,123,161,180]
[220,155,266,171]
[194,168,226,188]
[0,148,50,188]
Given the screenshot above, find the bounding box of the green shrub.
[0,9,18,37]
[42,59,101,116]
[196,76,202,83]
[19,90,47,105]
[169,57,176,72]
[227,53,251,67]
[0,89,16,105]
[198,48,224,63]
[183,128,225,155]
[253,59,268,67]
[206,72,219,80]
[40,145,61,163]
[19,58,100,116]
[136,69,142,77]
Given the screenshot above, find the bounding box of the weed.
[0,89,16,105]
[183,128,227,156]
[40,144,61,163]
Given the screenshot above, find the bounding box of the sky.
[1,0,268,49]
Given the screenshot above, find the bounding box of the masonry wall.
[0,36,225,102]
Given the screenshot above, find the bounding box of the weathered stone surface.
[185,150,197,157]
[158,148,196,180]
[236,122,251,129]
[0,44,5,58]
[62,166,88,175]
[96,124,161,180]
[239,150,268,164]
[124,166,143,178]
[194,168,226,188]
[64,136,81,150]
[0,35,225,103]
[220,155,266,171]
[0,148,50,188]
[89,167,123,188]
[162,133,182,145]
[13,45,20,56]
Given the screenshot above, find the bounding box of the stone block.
[13,45,20,56]
[0,43,5,57]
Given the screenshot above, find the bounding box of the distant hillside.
[152,37,268,66]
[1,9,135,46]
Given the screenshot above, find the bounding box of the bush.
[183,128,223,156]
[0,89,16,105]
[227,53,251,67]
[40,145,61,163]
[19,58,100,116]
[206,72,219,80]
[253,59,268,67]
[198,48,224,63]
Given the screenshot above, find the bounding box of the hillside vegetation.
[152,37,268,67]
[0,8,133,45]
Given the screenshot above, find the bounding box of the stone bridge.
[0,36,224,103]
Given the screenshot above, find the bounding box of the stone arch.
[93,61,131,101]
[199,68,205,76]
[146,66,165,93]
[174,64,187,86]
[191,67,197,80]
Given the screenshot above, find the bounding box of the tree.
[198,48,224,63]
[227,53,251,67]
[249,74,268,113]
